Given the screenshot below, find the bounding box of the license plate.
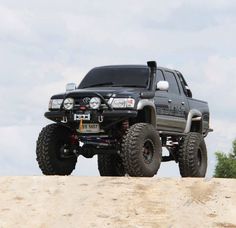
[74,113,90,121]
[77,123,100,133]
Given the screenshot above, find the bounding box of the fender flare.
[137,99,156,127]
[184,109,202,134]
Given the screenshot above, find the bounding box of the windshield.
[79,66,150,89]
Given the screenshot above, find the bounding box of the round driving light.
[89,97,101,109]
[63,98,74,110]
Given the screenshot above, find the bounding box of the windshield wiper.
[83,82,114,88]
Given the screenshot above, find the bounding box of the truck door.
[162,70,187,132]
[155,69,171,131]
[175,71,191,117]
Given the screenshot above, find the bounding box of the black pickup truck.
[36,61,212,177]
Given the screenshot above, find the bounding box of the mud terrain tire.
[178,132,207,177]
[98,154,125,176]
[36,124,77,175]
[121,123,162,177]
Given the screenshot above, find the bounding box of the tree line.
[214,139,236,178]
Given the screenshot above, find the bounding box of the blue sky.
[0,0,235,177]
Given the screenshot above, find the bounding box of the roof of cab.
[92,65,176,72]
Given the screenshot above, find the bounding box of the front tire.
[97,154,125,176]
[178,132,208,177]
[36,124,77,175]
[121,123,162,177]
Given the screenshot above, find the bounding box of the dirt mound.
[0,177,235,227]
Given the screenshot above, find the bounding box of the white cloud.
[182,55,236,120]
[0,125,40,175]
[205,56,236,87]
[0,5,29,35]
[208,118,236,152]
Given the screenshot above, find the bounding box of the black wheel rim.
[142,139,154,164]
[56,135,75,160]
[59,144,73,159]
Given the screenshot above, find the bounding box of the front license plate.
[77,123,100,133]
[74,113,90,121]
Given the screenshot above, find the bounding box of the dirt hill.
[0,177,235,228]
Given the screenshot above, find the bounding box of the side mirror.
[157,81,169,91]
[66,83,77,92]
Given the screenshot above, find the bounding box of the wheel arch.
[137,100,156,127]
[184,109,203,134]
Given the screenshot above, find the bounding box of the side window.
[164,71,180,94]
[176,72,192,98]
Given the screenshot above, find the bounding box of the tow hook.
[98,116,104,123]
[62,116,68,123]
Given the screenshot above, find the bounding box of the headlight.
[63,98,74,110]
[89,97,101,109]
[49,99,63,110]
[109,98,135,108]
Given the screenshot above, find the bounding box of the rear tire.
[121,123,162,177]
[178,132,207,177]
[97,154,125,176]
[36,124,77,175]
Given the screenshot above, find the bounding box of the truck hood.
[51,87,148,99]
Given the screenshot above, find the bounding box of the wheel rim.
[59,144,74,159]
[56,134,76,160]
[142,139,154,164]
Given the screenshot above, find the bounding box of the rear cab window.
[164,71,180,95]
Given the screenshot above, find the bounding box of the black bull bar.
[59,91,113,111]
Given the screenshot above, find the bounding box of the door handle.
[168,99,172,103]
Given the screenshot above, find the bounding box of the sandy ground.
[0,177,235,228]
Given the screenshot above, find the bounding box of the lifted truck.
[36,61,212,177]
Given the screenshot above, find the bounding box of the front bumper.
[102,110,137,117]
[44,109,137,123]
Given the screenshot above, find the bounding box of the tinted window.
[176,72,192,97]
[157,70,164,82]
[164,71,180,94]
[79,66,150,88]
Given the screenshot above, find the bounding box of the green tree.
[214,139,236,178]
